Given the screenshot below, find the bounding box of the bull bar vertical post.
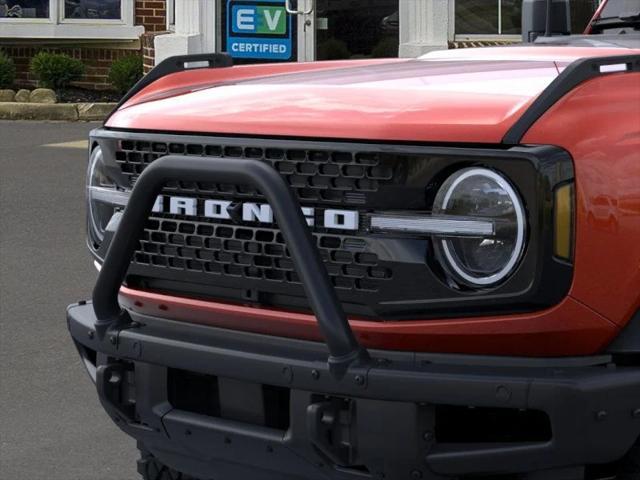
[91,155,370,378]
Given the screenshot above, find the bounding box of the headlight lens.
[87,146,129,243]
[433,167,526,287]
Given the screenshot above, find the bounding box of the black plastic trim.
[68,303,640,479]
[503,54,640,145]
[105,53,233,123]
[608,310,640,355]
[91,129,574,319]
[92,154,369,376]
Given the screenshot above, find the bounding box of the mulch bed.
[57,87,122,104]
[11,85,122,103]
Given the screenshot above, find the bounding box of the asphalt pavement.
[0,121,137,480]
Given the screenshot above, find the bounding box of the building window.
[570,0,601,32]
[501,0,522,34]
[0,0,141,38]
[0,0,50,18]
[456,0,601,36]
[455,0,521,35]
[64,0,122,20]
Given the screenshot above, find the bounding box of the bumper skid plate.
[69,302,640,480]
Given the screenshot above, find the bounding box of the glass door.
[298,0,400,62]
[220,0,299,64]
[219,0,399,64]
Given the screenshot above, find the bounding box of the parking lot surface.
[0,121,137,480]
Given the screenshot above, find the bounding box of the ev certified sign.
[226,0,293,61]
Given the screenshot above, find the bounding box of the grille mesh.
[135,217,392,293]
[116,140,394,205]
[113,139,399,301]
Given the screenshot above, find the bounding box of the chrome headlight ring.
[433,167,527,288]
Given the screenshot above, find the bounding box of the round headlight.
[87,146,129,243]
[432,168,526,287]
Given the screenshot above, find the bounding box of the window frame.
[0,0,143,39]
[166,0,175,31]
[0,0,54,23]
[454,0,518,38]
[454,0,605,39]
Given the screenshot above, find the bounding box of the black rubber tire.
[616,444,640,480]
[137,446,199,480]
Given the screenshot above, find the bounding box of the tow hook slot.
[307,397,356,466]
[307,396,434,478]
[97,361,137,425]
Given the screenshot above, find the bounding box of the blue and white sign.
[226,0,293,61]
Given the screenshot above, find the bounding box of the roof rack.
[106,53,233,122]
[503,54,640,145]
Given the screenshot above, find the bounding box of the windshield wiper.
[619,12,640,22]
[591,12,640,32]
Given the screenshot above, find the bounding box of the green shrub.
[372,37,399,58]
[108,54,143,94]
[317,38,351,61]
[30,52,85,89]
[0,51,16,89]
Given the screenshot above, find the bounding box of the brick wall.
[142,33,158,74]
[0,1,167,91]
[136,0,167,33]
[448,40,519,49]
[137,0,168,73]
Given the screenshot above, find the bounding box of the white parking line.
[42,140,89,149]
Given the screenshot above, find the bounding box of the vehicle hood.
[106,46,635,143]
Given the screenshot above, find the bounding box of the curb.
[0,102,117,122]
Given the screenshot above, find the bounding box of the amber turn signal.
[554,183,574,261]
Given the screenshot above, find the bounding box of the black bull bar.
[92,154,370,378]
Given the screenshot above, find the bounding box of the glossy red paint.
[111,46,639,356]
[523,71,640,328]
[114,47,631,115]
[121,59,395,108]
[417,45,631,62]
[107,47,636,144]
[119,286,616,357]
[108,59,555,144]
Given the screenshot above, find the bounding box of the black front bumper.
[69,302,640,480]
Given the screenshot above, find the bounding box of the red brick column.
[136,0,167,32]
[141,33,160,74]
[136,0,168,73]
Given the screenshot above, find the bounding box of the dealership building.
[0,0,600,90]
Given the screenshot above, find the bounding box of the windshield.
[591,0,640,33]
[600,0,640,19]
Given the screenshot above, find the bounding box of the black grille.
[135,217,392,293]
[107,135,454,319]
[96,132,571,320]
[115,139,400,314]
[115,140,394,205]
